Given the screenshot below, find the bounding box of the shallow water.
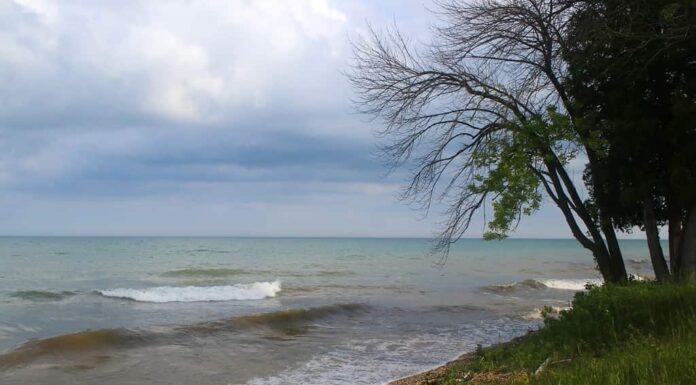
[0,237,654,384]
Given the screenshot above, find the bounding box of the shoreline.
[386,332,535,385]
[387,352,474,385]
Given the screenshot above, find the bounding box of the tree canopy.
[350,0,695,282]
[564,0,696,280]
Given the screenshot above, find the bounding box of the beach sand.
[388,353,471,385]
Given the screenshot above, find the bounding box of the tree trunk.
[678,202,696,280]
[668,209,683,277]
[600,217,628,282]
[584,153,627,283]
[592,247,615,282]
[643,200,670,281]
[541,159,616,282]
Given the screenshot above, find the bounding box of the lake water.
[0,237,654,384]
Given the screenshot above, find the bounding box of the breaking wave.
[540,278,602,290]
[521,306,571,320]
[99,281,281,303]
[628,258,650,266]
[483,279,549,293]
[484,278,602,293]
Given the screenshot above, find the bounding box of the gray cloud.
[0,0,589,238]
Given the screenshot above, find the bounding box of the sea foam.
[538,278,602,291]
[484,278,602,293]
[99,281,281,303]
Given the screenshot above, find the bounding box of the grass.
[437,281,696,385]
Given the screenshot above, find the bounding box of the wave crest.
[522,306,571,320]
[540,278,602,291]
[483,279,548,293]
[99,281,281,303]
[484,278,602,293]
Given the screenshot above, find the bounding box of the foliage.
[564,0,696,231]
[436,281,696,384]
[471,108,576,240]
[349,0,630,281]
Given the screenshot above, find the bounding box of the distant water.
[0,237,654,384]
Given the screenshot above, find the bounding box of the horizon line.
[0,235,649,240]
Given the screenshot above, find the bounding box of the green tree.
[349,0,629,282]
[564,0,696,280]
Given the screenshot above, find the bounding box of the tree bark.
[668,208,683,277]
[542,159,616,282]
[591,247,615,282]
[678,202,696,280]
[643,200,670,281]
[584,153,628,282]
[600,217,628,282]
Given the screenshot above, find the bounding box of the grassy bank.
[429,281,696,385]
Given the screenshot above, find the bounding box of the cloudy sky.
[0,0,604,237]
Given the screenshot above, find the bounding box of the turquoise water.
[0,237,653,384]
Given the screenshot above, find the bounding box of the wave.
[280,270,356,278]
[234,303,367,329]
[161,268,252,278]
[188,248,230,254]
[182,303,369,335]
[98,281,281,303]
[10,290,76,302]
[430,304,488,313]
[0,303,367,368]
[0,328,145,369]
[482,279,549,293]
[522,306,571,320]
[160,268,355,279]
[313,270,355,277]
[484,278,602,293]
[540,278,602,290]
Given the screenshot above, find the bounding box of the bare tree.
[349,0,628,282]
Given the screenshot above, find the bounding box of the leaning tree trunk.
[643,200,671,281]
[600,218,628,282]
[542,158,624,282]
[591,247,617,283]
[678,202,696,280]
[584,153,628,282]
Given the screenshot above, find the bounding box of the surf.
[98,280,282,303]
[0,303,369,369]
[483,278,602,293]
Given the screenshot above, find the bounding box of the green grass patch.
[438,281,696,385]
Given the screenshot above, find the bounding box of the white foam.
[241,317,535,385]
[522,306,571,320]
[99,281,281,303]
[539,278,602,291]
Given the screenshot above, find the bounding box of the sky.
[0,0,641,238]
